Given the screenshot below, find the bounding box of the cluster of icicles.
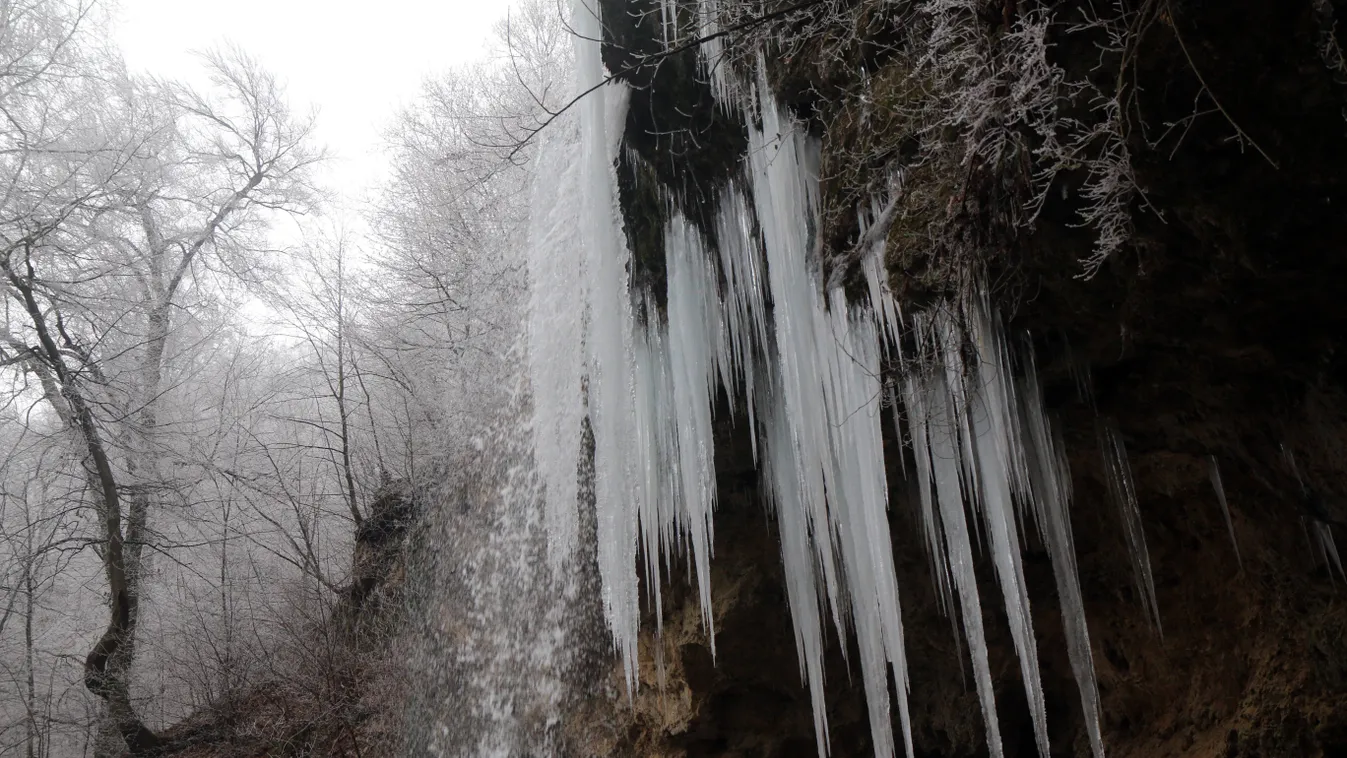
[525,3,1131,758]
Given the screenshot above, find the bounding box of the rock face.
[577,402,1347,758]
[572,0,1347,756]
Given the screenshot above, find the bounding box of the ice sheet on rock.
[402,371,591,758]
[573,0,642,691]
[526,109,586,569]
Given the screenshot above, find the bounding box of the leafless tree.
[0,6,321,748]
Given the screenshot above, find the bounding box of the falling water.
[400,369,607,757]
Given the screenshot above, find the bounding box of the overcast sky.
[112,0,508,211]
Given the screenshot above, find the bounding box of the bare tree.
[0,428,95,758]
[359,0,577,485]
[0,13,320,749]
[280,232,376,528]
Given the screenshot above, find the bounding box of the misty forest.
[1,0,1345,756]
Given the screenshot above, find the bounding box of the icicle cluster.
[1098,421,1162,634]
[1283,447,1346,580]
[524,3,1127,757]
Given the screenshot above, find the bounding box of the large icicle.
[572,0,642,690]
[746,90,846,643]
[762,389,831,758]
[715,184,771,434]
[965,304,1050,758]
[1019,343,1105,758]
[664,214,722,645]
[822,291,914,758]
[694,0,737,104]
[901,376,955,618]
[922,358,1004,758]
[630,307,678,640]
[747,88,914,758]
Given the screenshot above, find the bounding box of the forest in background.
[0,1,569,754]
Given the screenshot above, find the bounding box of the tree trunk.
[1,253,162,755]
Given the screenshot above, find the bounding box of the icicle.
[1312,519,1346,580]
[1098,421,1162,635]
[745,86,847,643]
[540,22,1124,755]
[745,81,917,758]
[572,0,642,691]
[1207,455,1242,568]
[821,291,914,758]
[631,307,680,640]
[1067,340,1096,408]
[859,193,903,348]
[660,0,676,45]
[964,303,1049,758]
[900,376,955,617]
[1282,443,1305,492]
[715,184,771,461]
[763,390,832,757]
[1019,342,1105,758]
[924,367,1004,758]
[695,0,737,105]
[665,213,722,646]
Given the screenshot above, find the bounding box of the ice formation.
[521,2,1145,756]
[403,366,597,758]
[1208,455,1242,567]
[1284,446,1346,580]
[1099,421,1162,634]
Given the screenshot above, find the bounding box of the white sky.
[112,0,509,212]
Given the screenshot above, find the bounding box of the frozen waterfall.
[521,2,1133,756]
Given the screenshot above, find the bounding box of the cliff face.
[578,432,1347,757]
[574,0,1347,756]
